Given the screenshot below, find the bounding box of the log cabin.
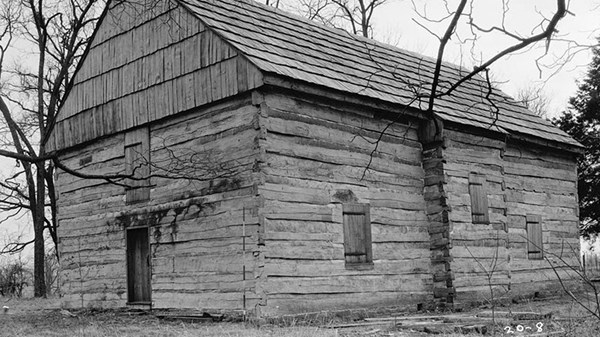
[48,0,583,315]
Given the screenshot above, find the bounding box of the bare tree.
[291,0,577,118]
[0,254,29,297]
[409,0,570,134]
[0,0,247,297]
[515,85,552,117]
[331,0,389,38]
[292,0,339,24]
[263,0,282,8]
[0,0,102,297]
[287,0,390,38]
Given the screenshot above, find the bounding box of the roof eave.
[263,73,583,155]
[444,118,583,154]
[262,73,428,121]
[507,132,585,155]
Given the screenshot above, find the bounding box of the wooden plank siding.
[48,0,263,152]
[256,92,433,315]
[442,128,580,305]
[57,96,264,310]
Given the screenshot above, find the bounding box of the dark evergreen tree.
[553,39,600,236]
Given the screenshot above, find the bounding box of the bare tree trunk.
[358,0,368,38]
[46,162,59,258]
[33,163,46,297]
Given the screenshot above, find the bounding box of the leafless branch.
[439,1,567,102]
[1,236,34,255]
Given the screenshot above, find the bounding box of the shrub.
[0,260,29,297]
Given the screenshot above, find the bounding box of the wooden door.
[127,227,151,303]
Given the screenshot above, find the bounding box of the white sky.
[369,0,600,118]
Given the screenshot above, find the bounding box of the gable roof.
[180,0,580,148]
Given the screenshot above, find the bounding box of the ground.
[1,295,600,336]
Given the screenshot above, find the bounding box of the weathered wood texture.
[53,0,582,316]
[503,143,579,297]
[184,0,580,148]
[443,130,509,305]
[442,128,579,303]
[343,204,373,265]
[48,0,262,152]
[125,127,151,203]
[256,92,432,315]
[58,97,263,310]
[419,118,455,308]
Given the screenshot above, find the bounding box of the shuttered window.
[342,204,373,269]
[526,214,543,260]
[125,127,150,204]
[469,173,489,224]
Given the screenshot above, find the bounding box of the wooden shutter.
[469,173,489,224]
[526,214,543,260]
[125,127,150,204]
[342,204,372,267]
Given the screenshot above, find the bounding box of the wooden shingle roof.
[181,0,580,148]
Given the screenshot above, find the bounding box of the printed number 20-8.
[504,322,543,334]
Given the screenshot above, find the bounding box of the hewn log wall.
[503,142,580,294]
[443,127,579,306]
[48,0,262,152]
[443,130,510,304]
[255,92,432,315]
[58,96,263,310]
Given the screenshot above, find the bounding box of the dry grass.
[1,317,336,337]
[0,310,337,337]
[2,295,600,336]
[0,297,336,337]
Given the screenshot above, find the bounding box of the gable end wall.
[57,94,264,310]
[48,0,263,152]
